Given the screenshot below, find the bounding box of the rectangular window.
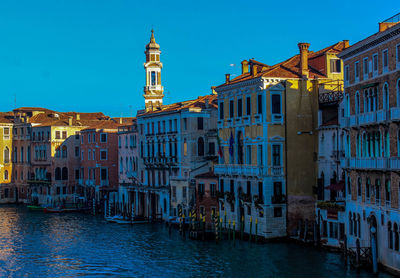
[272,145,281,166]
[257,145,263,165]
[88,133,91,143]
[174,119,177,132]
[3,127,9,139]
[354,62,359,80]
[246,145,251,164]
[274,207,282,217]
[237,98,242,117]
[183,118,187,130]
[247,181,251,195]
[383,49,388,72]
[330,59,341,73]
[210,183,216,197]
[344,65,349,82]
[100,150,107,160]
[62,131,67,139]
[172,186,176,198]
[220,179,224,192]
[75,169,79,180]
[397,44,400,65]
[182,186,187,199]
[100,168,108,180]
[230,180,234,193]
[363,57,369,77]
[229,100,234,118]
[257,94,263,114]
[197,117,203,130]
[246,96,251,116]
[92,133,96,142]
[219,102,224,120]
[271,94,281,114]
[100,133,107,143]
[208,142,215,155]
[55,131,60,139]
[373,53,378,73]
[258,182,263,199]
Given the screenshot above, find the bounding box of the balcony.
[271,166,283,176]
[340,117,349,128]
[376,110,389,123]
[349,157,389,170]
[100,180,109,187]
[214,164,263,177]
[390,157,400,170]
[340,158,349,168]
[349,115,358,127]
[243,116,251,126]
[254,114,263,125]
[358,111,376,126]
[390,107,400,121]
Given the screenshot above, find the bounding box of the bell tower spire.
[144,29,164,112]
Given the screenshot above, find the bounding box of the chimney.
[241,60,249,74]
[211,86,217,95]
[298,42,310,78]
[252,65,258,77]
[379,22,399,32]
[76,114,80,121]
[225,74,230,84]
[343,40,350,49]
[68,117,73,126]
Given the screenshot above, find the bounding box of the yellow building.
[215,41,348,238]
[0,114,14,203]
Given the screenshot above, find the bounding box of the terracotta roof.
[195,171,218,179]
[81,120,122,131]
[139,94,218,116]
[111,117,136,125]
[217,41,349,88]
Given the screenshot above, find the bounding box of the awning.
[325,180,345,191]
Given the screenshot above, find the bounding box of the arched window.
[4,147,9,163]
[55,167,61,180]
[388,222,393,249]
[4,170,8,180]
[366,178,370,200]
[364,90,368,113]
[349,212,353,235]
[394,223,399,251]
[383,83,389,110]
[62,167,68,180]
[237,131,244,164]
[357,214,361,238]
[129,158,133,171]
[357,177,362,198]
[385,179,391,204]
[345,94,350,116]
[375,179,381,203]
[125,157,128,173]
[62,146,67,158]
[385,130,390,157]
[197,137,204,156]
[353,213,357,236]
[397,79,400,107]
[120,158,123,173]
[355,91,360,114]
[347,177,351,196]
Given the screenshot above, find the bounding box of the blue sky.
[0,0,396,117]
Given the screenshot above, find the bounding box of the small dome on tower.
[146,29,160,50]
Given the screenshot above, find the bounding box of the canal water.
[0,205,393,277]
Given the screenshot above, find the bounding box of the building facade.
[215,41,348,238]
[338,14,400,272]
[0,114,14,203]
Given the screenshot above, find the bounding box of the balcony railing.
[349,157,389,170]
[390,157,400,170]
[271,166,283,176]
[349,115,358,127]
[358,111,376,126]
[376,109,389,123]
[214,164,264,177]
[340,158,349,168]
[390,107,400,121]
[340,117,349,128]
[271,194,286,204]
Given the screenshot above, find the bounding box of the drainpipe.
[284,80,289,237]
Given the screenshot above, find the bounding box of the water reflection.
[0,205,393,277]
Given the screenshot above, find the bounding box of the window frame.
[382,49,389,73]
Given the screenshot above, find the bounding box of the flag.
[229,131,234,158]
[217,135,223,158]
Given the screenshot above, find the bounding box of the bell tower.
[144,29,164,112]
